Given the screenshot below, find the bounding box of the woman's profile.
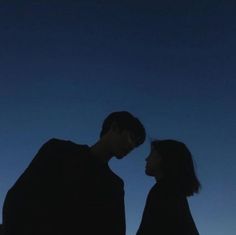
[137,139,201,235]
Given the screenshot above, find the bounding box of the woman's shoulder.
[149,181,187,203]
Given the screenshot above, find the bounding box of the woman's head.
[145,139,201,196]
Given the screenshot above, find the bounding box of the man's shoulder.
[43,138,79,146]
[42,138,88,151]
[35,138,90,163]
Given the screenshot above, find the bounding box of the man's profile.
[2,111,146,235]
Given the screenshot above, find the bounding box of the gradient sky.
[1,1,236,234]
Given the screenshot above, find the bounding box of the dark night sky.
[1,1,236,234]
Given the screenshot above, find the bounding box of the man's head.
[100,111,146,158]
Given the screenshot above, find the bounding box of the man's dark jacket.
[3,139,125,235]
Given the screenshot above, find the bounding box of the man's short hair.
[100,111,146,146]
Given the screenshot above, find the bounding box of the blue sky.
[1,1,236,234]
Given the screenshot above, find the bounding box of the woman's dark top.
[137,180,199,235]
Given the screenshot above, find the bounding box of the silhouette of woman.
[137,139,201,235]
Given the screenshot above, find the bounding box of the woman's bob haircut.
[151,139,201,197]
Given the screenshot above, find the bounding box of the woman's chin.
[145,169,152,176]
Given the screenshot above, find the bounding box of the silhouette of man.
[0,224,3,235]
[2,111,146,235]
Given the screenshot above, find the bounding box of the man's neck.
[90,139,113,163]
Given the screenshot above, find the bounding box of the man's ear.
[110,121,120,133]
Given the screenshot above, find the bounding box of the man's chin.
[115,151,128,159]
[115,154,125,159]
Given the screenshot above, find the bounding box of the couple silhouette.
[2,111,200,235]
